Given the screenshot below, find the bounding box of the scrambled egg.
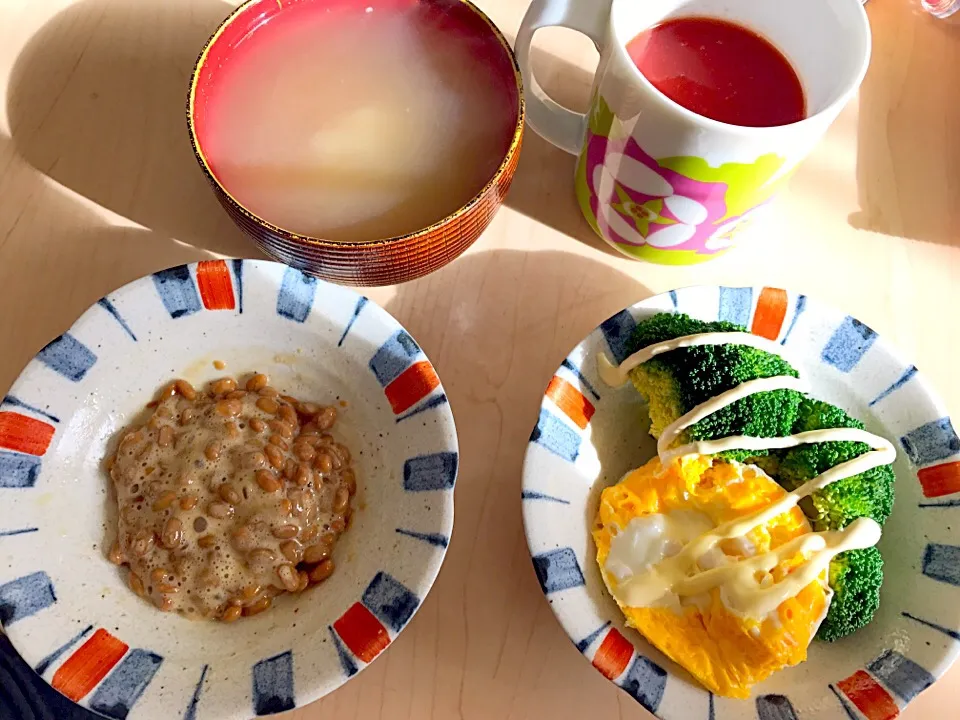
[593,455,829,698]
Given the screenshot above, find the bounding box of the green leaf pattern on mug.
[587,91,616,138]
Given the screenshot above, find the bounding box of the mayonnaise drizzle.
[680,519,881,617]
[597,332,894,619]
[597,332,798,387]
[658,376,809,458]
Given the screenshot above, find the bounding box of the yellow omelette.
[593,455,829,698]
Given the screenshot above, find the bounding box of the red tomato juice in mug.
[626,17,806,127]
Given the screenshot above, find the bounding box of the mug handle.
[514,0,611,154]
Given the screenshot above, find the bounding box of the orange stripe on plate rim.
[196,260,236,311]
[52,628,129,702]
[333,602,390,663]
[592,628,633,680]
[384,361,440,415]
[0,411,55,456]
[751,287,789,340]
[919,461,960,498]
[545,376,595,430]
[837,670,899,720]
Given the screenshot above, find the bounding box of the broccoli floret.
[779,399,895,531]
[622,315,893,642]
[818,547,884,642]
[777,399,893,641]
[627,313,803,459]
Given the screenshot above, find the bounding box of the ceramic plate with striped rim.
[522,286,960,720]
[0,260,457,719]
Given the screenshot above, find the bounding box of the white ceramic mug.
[514,0,872,265]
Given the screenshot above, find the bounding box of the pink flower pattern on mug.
[587,134,733,252]
[578,96,792,257]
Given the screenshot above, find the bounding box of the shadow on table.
[502,45,625,258]
[7,0,623,259]
[304,249,650,719]
[5,0,256,258]
[850,2,960,246]
[0,133,238,395]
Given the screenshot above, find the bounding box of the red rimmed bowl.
[187,0,524,286]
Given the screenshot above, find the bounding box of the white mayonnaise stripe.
[598,330,896,619]
[796,449,896,496]
[731,518,880,617]
[657,376,808,457]
[675,534,825,601]
[662,427,896,465]
[680,449,893,551]
[597,331,796,388]
[614,450,892,612]
[676,518,881,618]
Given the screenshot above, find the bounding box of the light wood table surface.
[0,1,957,718]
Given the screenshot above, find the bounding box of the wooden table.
[0,1,957,718]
